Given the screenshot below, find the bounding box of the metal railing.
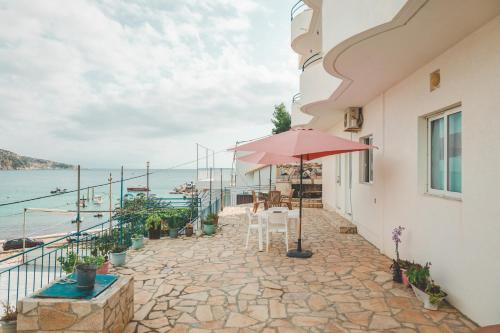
[223,184,276,207]
[0,218,121,308]
[0,196,199,309]
[302,52,322,71]
[290,0,307,21]
[292,92,302,104]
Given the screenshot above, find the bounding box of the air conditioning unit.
[344,107,363,132]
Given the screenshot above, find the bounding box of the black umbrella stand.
[287,155,313,258]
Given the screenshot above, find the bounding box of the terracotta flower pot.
[401,268,409,286]
[96,261,110,274]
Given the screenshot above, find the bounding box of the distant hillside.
[0,149,75,170]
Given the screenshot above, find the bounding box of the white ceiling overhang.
[307,0,500,120]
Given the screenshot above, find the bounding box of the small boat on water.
[50,188,68,194]
[71,218,83,224]
[94,213,103,218]
[127,186,150,192]
[93,194,103,205]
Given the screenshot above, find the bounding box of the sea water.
[0,169,230,240]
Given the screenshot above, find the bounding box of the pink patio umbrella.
[230,128,374,258]
[237,151,300,165]
[237,151,300,191]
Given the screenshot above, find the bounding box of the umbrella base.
[286,249,313,258]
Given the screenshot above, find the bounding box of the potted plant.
[390,226,405,283]
[398,259,413,286]
[407,262,446,310]
[145,213,162,240]
[206,213,219,226]
[75,256,102,290]
[168,214,184,238]
[185,223,193,237]
[131,231,145,249]
[0,302,17,333]
[109,244,128,266]
[424,280,447,310]
[58,252,79,275]
[203,213,217,236]
[92,235,113,274]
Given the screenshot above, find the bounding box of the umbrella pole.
[287,155,312,258]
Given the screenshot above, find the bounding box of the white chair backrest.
[246,207,257,224]
[267,211,287,228]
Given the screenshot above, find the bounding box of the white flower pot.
[410,284,442,310]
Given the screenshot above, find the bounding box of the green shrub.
[145,213,162,229]
[406,262,430,290]
[111,244,128,253]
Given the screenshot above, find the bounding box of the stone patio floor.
[112,207,477,333]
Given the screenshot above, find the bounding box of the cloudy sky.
[0,0,298,169]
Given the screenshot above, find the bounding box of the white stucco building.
[290,0,500,325]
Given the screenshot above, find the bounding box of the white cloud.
[0,0,297,168]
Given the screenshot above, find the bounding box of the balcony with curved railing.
[291,0,320,55]
[298,52,342,118]
[291,92,312,128]
[290,0,307,21]
[301,52,322,72]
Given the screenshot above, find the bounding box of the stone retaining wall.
[16,276,133,333]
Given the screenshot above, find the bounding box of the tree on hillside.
[271,103,291,134]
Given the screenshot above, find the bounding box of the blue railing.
[0,196,200,309]
[0,218,121,308]
[223,184,276,207]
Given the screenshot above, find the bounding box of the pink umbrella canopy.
[230,128,374,160]
[229,128,375,258]
[237,151,300,165]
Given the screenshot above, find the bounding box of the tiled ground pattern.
[113,207,477,333]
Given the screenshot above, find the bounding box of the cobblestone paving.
[113,207,477,333]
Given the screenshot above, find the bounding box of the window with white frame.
[359,135,373,184]
[427,109,462,196]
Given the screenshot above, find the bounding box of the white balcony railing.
[291,93,313,128]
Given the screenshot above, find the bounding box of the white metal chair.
[266,211,289,252]
[245,207,265,249]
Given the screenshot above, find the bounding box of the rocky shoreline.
[0,148,75,170]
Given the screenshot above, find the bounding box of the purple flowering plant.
[392,226,405,262]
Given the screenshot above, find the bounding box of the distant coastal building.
[290,0,500,325]
[232,151,275,189]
